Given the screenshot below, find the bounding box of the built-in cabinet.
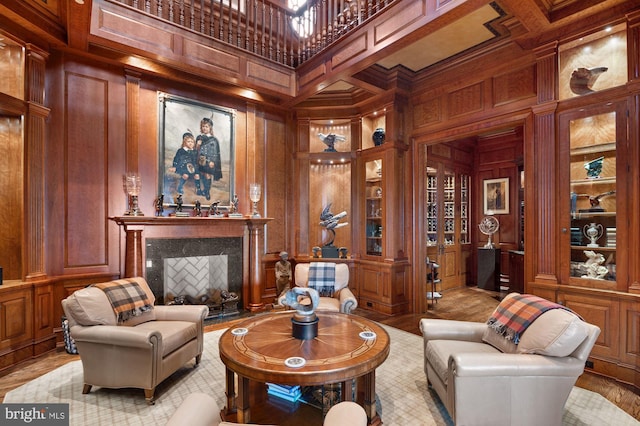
[365,159,384,257]
[295,104,410,315]
[560,101,626,290]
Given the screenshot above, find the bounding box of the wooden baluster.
[269,5,273,60]
[228,0,233,44]
[190,0,195,29]
[133,0,139,10]
[169,0,174,22]
[253,0,258,53]
[209,0,214,36]
[261,1,266,57]
[179,0,185,27]
[145,0,150,14]
[219,0,224,40]
[200,0,205,33]
[245,0,251,49]
[237,1,243,48]
[157,0,162,18]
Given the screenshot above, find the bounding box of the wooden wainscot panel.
[0,286,33,348]
[360,264,382,298]
[413,97,442,128]
[34,283,54,340]
[93,5,176,57]
[331,34,368,69]
[620,299,640,374]
[492,65,536,107]
[182,38,241,74]
[0,285,34,370]
[448,82,483,118]
[65,72,109,270]
[246,62,295,96]
[559,291,619,361]
[373,0,426,45]
[298,63,327,88]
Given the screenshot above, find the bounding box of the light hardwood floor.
[1,287,638,420]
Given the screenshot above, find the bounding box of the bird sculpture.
[573,190,616,212]
[318,132,347,152]
[319,203,348,246]
[569,67,608,95]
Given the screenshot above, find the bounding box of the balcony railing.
[114,0,396,67]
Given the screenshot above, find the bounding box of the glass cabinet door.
[561,101,627,288]
[365,159,383,256]
[425,162,471,289]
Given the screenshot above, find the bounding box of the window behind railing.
[113,0,396,67]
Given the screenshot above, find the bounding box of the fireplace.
[145,237,243,317]
[110,216,272,313]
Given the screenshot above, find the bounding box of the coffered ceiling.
[294,0,627,108]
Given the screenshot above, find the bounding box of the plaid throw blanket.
[308,262,336,297]
[487,294,573,344]
[94,279,153,323]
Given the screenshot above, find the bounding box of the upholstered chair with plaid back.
[61,277,208,404]
[277,262,357,314]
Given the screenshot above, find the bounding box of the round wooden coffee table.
[219,311,390,425]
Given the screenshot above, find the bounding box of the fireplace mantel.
[110,216,272,311]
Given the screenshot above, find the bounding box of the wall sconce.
[249,183,261,218]
[124,174,144,216]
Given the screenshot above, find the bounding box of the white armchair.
[420,293,600,426]
[277,263,357,314]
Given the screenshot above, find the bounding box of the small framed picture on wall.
[483,178,509,214]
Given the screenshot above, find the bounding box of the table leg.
[358,371,382,426]
[236,375,251,423]
[341,380,353,401]
[223,367,237,417]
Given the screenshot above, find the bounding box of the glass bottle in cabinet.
[426,168,437,247]
[366,159,383,256]
[460,174,470,244]
[561,102,627,287]
[443,172,455,245]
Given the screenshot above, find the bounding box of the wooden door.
[425,163,467,290]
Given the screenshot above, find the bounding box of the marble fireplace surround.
[110,216,271,311]
[145,237,243,306]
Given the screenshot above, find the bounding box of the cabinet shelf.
[570,142,616,156]
[571,245,616,251]
[571,177,616,185]
[571,211,616,219]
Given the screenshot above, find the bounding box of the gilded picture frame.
[158,93,235,208]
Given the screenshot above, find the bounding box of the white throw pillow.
[517,308,589,357]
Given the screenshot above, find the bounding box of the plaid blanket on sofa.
[487,294,574,344]
[94,279,153,323]
[308,262,336,297]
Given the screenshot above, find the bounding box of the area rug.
[4,326,638,425]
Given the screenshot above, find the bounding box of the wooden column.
[24,45,49,280]
[532,42,559,284]
[247,219,269,311]
[124,226,144,278]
